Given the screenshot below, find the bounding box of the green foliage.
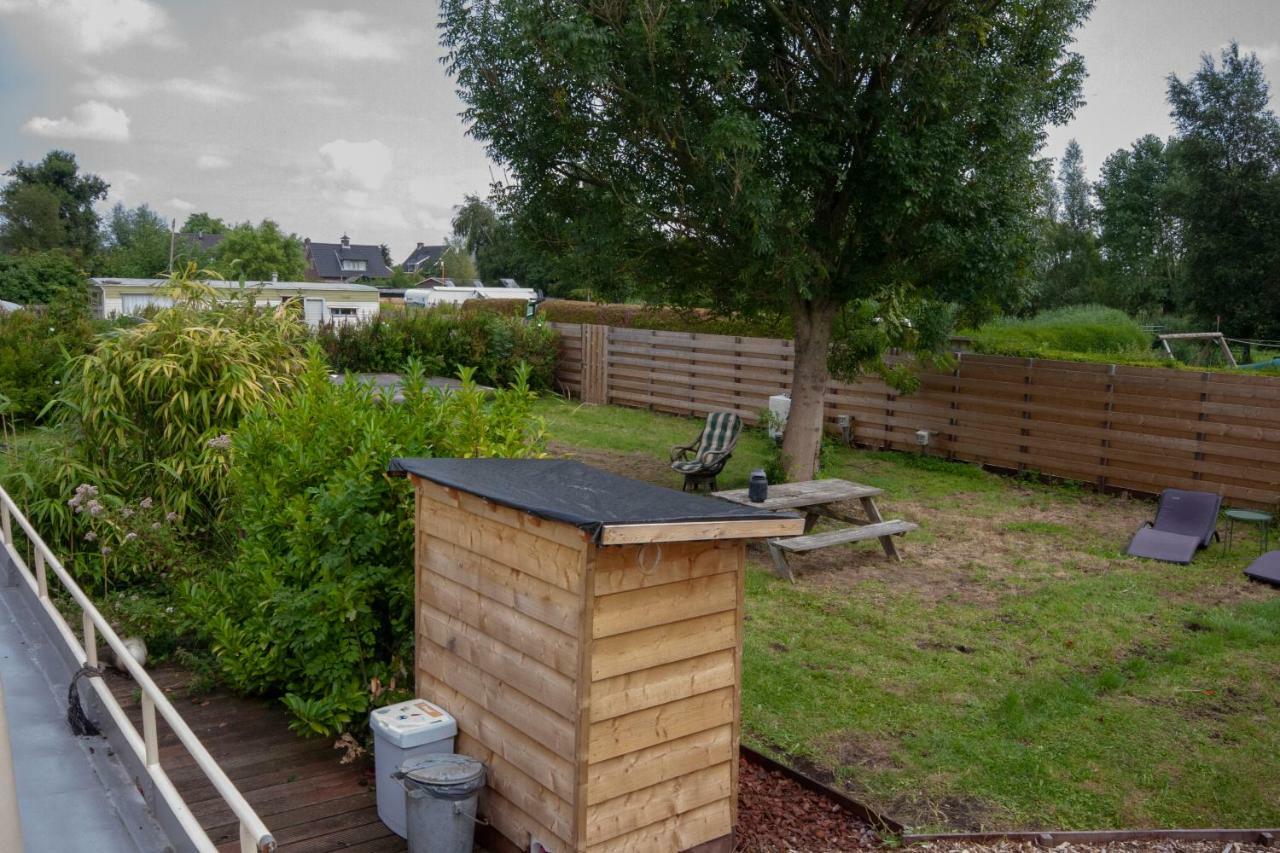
[0,249,85,305]
[179,212,227,236]
[968,305,1151,358]
[0,287,96,422]
[315,307,560,389]
[442,0,1091,477]
[1166,43,1280,340]
[212,219,307,282]
[95,203,173,278]
[1032,140,1107,311]
[469,297,792,337]
[1095,135,1183,314]
[1,150,109,256]
[440,235,478,281]
[52,267,309,527]
[185,358,546,735]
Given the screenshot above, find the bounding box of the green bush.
[315,308,560,389]
[52,272,309,531]
[0,288,96,422]
[967,305,1152,358]
[0,250,85,306]
[185,357,546,736]
[467,298,793,337]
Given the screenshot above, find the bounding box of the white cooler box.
[370,698,457,838]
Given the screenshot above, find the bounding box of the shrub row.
[315,308,559,389]
[466,298,793,338]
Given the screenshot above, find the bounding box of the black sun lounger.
[1244,551,1280,587]
[1125,488,1222,564]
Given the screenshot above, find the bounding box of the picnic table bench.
[714,478,917,581]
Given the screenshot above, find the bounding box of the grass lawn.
[536,397,1280,833]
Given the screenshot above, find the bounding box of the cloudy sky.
[0,1,1277,261]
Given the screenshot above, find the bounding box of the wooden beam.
[598,517,805,545]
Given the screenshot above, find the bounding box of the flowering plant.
[67,484,186,594]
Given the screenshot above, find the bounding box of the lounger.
[1244,551,1280,587]
[1125,488,1222,564]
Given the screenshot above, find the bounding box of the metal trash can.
[370,699,457,837]
[395,754,486,853]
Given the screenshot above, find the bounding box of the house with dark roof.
[304,235,393,282]
[400,242,446,275]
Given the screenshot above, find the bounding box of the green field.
[536,397,1280,833]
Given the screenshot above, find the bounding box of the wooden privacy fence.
[551,322,1280,509]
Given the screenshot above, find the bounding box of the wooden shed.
[388,458,803,853]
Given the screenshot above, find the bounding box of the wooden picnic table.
[713,478,917,581]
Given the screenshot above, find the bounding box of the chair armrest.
[670,443,697,462]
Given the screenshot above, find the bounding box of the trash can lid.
[398,754,486,799]
[370,699,457,749]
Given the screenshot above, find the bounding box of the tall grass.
[968,305,1151,358]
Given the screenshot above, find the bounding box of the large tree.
[1035,139,1104,309]
[1094,135,1182,314]
[1166,43,1280,341]
[95,203,173,278]
[442,0,1090,477]
[179,211,227,236]
[212,219,307,281]
[0,150,108,256]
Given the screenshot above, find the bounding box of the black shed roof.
[388,458,801,543]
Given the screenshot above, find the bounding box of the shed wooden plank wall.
[551,323,1280,509]
[582,540,742,852]
[415,479,588,851]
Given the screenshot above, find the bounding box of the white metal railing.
[0,485,275,853]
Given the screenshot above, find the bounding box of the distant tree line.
[1030,43,1280,344]
[0,150,308,306]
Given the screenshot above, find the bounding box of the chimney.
[271,272,278,282]
[340,234,351,248]
[417,242,424,249]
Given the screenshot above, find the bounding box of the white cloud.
[74,72,146,99]
[0,0,179,54]
[269,78,353,108]
[167,197,195,213]
[319,139,393,191]
[259,10,410,62]
[195,154,231,171]
[23,101,131,142]
[75,69,249,105]
[160,77,249,105]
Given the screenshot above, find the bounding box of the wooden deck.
[105,665,407,853]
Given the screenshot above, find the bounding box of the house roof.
[304,237,392,280]
[401,242,445,271]
[178,232,225,253]
[90,277,381,294]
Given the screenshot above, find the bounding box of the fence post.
[0,503,9,547]
[1098,363,1116,490]
[35,550,47,599]
[581,324,609,404]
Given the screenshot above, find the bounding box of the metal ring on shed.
[636,542,662,574]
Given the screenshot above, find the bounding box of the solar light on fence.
[915,429,932,447]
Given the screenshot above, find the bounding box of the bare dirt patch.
[780,492,1143,604]
[818,730,904,772]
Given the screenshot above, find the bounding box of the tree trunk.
[781,297,838,481]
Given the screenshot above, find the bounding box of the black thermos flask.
[748,469,768,502]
